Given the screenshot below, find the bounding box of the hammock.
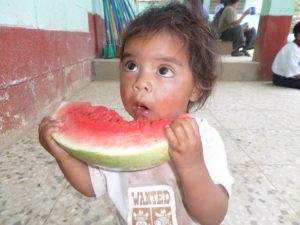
[103,0,135,58]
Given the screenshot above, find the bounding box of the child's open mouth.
[136,104,148,110]
[132,103,150,118]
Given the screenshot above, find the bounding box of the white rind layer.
[52,132,170,171]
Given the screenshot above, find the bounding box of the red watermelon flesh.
[52,102,171,171]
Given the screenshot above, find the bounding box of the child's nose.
[133,70,152,92]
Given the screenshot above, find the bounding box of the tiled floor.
[1,81,300,225]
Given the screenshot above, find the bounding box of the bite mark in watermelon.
[52,102,171,171]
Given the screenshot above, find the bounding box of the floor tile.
[223,165,300,225]
[0,127,66,225]
[44,186,118,225]
[260,165,300,216]
[229,129,300,165]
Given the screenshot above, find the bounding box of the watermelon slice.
[52,102,171,171]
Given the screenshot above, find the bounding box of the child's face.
[120,31,201,121]
[296,33,300,46]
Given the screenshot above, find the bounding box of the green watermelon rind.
[52,133,170,171]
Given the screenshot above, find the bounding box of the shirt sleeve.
[199,119,234,197]
[88,165,107,197]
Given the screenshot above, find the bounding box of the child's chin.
[134,114,159,122]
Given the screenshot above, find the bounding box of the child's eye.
[158,66,173,77]
[125,61,138,72]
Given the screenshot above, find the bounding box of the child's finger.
[165,125,179,148]
[39,117,62,132]
[167,120,190,147]
[40,116,53,123]
[185,118,200,137]
[39,126,55,145]
[174,118,197,140]
[38,117,61,147]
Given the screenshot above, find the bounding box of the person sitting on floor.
[218,0,256,57]
[272,21,300,89]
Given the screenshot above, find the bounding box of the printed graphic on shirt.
[128,185,178,225]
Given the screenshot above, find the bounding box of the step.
[92,56,261,82]
[216,40,232,55]
[92,58,120,81]
[216,55,262,81]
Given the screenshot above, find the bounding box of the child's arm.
[39,117,95,197]
[166,118,228,225]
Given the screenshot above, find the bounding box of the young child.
[39,3,233,225]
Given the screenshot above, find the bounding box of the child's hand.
[39,116,94,196]
[165,117,203,173]
[38,116,69,160]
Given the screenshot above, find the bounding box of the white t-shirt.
[88,118,233,225]
[272,41,300,78]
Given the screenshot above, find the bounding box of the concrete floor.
[1,80,300,225]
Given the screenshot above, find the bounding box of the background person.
[215,0,226,14]
[185,0,209,21]
[212,0,228,32]
[218,0,256,57]
[272,21,300,89]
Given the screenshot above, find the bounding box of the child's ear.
[189,86,203,102]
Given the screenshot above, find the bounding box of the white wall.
[0,0,104,32]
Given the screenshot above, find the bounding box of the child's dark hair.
[293,21,300,39]
[120,3,218,110]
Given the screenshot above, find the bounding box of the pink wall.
[0,13,105,137]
